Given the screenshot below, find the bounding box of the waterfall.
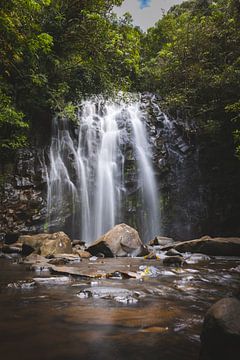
[47,96,160,243]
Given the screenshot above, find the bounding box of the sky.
[114,0,183,31]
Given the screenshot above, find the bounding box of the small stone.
[72,240,86,247]
[185,253,211,264]
[163,256,184,267]
[76,286,144,303]
[89,256,98,261]
[7,279,37,289]
[149,236,174,247]
[73,250,91,259]
[144,252,160,260]
[166,248,183,257]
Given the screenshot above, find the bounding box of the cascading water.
[47,96,160,243]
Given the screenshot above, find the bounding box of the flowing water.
[0,255,239,360]
[47,97,160,243]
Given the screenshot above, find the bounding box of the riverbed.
[0,256,239,360]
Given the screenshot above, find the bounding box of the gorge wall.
[1,93,240,242]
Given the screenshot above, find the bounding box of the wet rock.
[22,253,52,272]
[138,265,161,277]
[163,256,184,267]
[185,253,211,264]
[29,264,52,272]
[4,233,19,244]
[49,263,140,280]
[19,232,72,256]
[7,279,37,289]
[230,265,240,273]
[48,253,81,263]
[144,251,160,260]
[106,270,140,279]
[77,286,144,304]
[33,276,71,285]
[2,244,22,254]
[48,258,68,265]
[23,253,49,264]
[170,236,240,256]
[200,297,240,360]
[149,236,174,247]
[89,256,98,261]
[50,265,107,278]
[72,240,86,247]
[87,223,148,257]
[165,248,183,257]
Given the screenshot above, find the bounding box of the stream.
[0,255,239,360]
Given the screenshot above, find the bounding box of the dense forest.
[0,0,239,159]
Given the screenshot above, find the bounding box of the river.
[0,255,239,360]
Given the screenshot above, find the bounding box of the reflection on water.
[0,257,239,360]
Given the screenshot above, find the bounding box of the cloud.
[139,0,151,9]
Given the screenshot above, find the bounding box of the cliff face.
[1,94,240,241]
[0,149,47,239]
[142,92,240,240]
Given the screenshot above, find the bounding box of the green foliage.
[1,0,239,160]
[0,88,28,154]
[139,0,240,157]
[0,0,141,156]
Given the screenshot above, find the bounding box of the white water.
[47,97,160,243]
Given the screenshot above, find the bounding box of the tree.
[0,0,141,157]
[139,0,240,157]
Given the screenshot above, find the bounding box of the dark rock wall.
[0,149,48,237]
[1,94,240,240]
[142,93,240,240]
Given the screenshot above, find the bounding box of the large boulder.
[87,223,148,257]
[18,231,72,257]
[200,297,240,360]
[163,236,240,256]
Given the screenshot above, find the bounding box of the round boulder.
[200,297,240,360]
[87,223,148,257]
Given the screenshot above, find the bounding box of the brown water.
[0,256,239,360]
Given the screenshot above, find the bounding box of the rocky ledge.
[160,235,240,256]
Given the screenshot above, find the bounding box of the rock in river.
[164,236,240,256]
[87,223,148,257]
[77,286,145,304]
[149,236,174,247]
[18,231,72,257]
[200,297,240,360]
[163,256,184,267]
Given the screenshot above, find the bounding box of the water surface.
[0,256,239,360]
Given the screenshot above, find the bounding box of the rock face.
[18,231,72,257]
[165,236,240,256]
[87,223,148,257]
[200,297,240,360]
[141,93,240,240]
[1,93,240,241]
[0,149,47,235]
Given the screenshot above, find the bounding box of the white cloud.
[114,0,183,31]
